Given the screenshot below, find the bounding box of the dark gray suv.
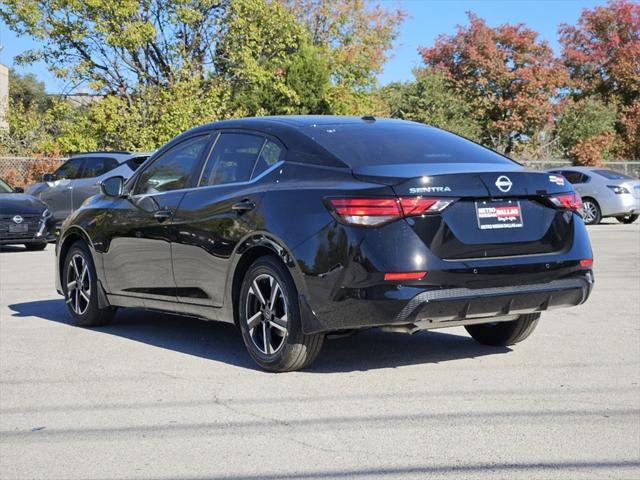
[27,151,149,223]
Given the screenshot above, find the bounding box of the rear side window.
[81,157,119,178]
[560,171,585,184]
[300,123,515,167]
[200,133,265,186]
[252,140,284,178]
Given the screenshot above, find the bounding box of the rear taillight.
[547,192,583,211]
[327,197,455,226]
[607,185,631,195]
[579,259,593,267]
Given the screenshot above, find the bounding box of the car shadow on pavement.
[8,299,511,372]
[0,245,41,253]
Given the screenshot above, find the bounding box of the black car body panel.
[0,179,54,246]
[55,116,593,337]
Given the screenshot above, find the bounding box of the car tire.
[62,241,116,327]
[616,214,638,224]
[238,256,324,372]
[24,242,47,251]
[581,198,601,225]
[465,313,540,346]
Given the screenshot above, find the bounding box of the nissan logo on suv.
[495,176,513,193]
[12,215,24,224]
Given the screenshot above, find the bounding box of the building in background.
[0,63,8,130]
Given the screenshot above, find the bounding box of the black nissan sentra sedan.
[1,177,53,250]
[55,116,594,371]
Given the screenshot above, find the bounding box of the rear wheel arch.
[230,236,306,327]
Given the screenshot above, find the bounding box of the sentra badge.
[409,186,452,194]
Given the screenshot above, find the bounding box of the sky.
[0,0,607,93]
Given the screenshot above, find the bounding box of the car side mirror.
[13,187,24,193]
[100,176,125,197]
[42,173,54,182]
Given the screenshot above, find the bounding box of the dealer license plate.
[475,200,523,230]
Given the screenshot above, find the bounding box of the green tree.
[0,0,227,96]
[555,97,617,163]
[556,98,617,154]
[380,72,481,140]
[282,0,405,90]
[215,0,330,116]
[8,69,52,111]
[87,78,232,151]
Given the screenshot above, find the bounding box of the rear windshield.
[299,123,515,167]
[593,169,635,180]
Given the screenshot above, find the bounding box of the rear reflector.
[384,272,427,281]
[579,259,593,267]
[328,197,454,226]
[548,192,583,211]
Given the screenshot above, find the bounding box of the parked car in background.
[56,116,593,372]
[26,151,150,224]
[0,178,53,250]
[546,167,640,225]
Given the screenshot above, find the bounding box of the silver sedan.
[547,167,640,225]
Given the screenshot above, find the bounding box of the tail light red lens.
[579,259,593,267]
[548,192,583,211]
[327,197,454,226]
[328,198,401,226]
[384,272,427,281]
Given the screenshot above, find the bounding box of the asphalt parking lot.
[0,221,639,480]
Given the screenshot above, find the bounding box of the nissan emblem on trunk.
[495,175,513,193]
[12,215,24,224]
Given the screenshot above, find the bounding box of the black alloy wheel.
[63,241,116,326]
[238,256,324,372]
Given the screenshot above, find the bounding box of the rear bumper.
[602,194,640,216]
[301,272,594,334]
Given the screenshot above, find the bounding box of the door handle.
[153,209,173,222]
[232,200,256,213]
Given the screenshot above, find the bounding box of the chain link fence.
[0,156,68,178]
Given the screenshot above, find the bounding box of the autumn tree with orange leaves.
[560,0,640,161]
[418,13,567,156]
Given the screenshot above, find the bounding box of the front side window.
[81,157,119,178]
[135,135,210,195]
[200,133,264,186]
[54,158,84,180]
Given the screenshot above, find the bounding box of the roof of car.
[187,115,420,133]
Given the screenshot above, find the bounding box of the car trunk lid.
[352,163,577,260]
